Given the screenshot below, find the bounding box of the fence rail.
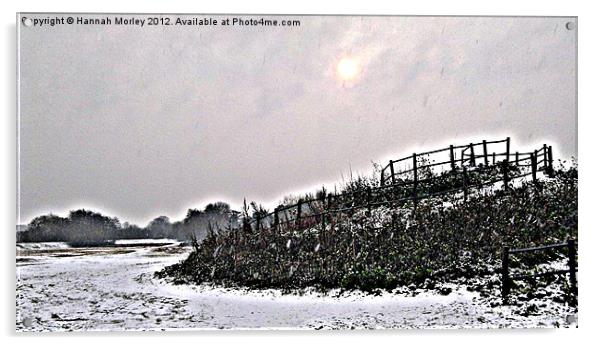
[245,139,555,233]
[380,138,553,185]
[501,239,577,301]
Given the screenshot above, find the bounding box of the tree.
[21,214,68,242]
[146,216,172,238]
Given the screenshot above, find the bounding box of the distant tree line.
[17,202,240,246]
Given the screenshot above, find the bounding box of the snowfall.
[16,240,578,332]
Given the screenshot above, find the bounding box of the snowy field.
[16,241,577,331]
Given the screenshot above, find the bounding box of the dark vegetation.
[17,202,239,246]
[156,158,577,292]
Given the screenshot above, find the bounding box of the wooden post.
[391,212,397,241]
[450,145,456,171]
[515,151,519,165]
[469,143,476,166]
[389,160,395,185]
[462,166,468,202]
[531,151,537,181]
[366,187,372,216]
[413,153,418,208]
[493,152,496,165]
[502,246,510,302]
[547,145,554,174]
[380,168,385,186]
[273,207,279,231]
[506,137,511,162]
[567,239,577,297]
[543,144,548,169]
[502,160,509,191]
[296,200,302,227]
[413,153,418,185]
[482,140,489,166]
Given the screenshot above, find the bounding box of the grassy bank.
[156,163,577,292]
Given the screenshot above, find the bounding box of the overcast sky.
[18,15,577,225]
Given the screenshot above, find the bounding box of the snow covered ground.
[16,242,577,331]
[114,238,179,246]
[17,242,72,250]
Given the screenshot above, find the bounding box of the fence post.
[502,160,509,191]
[531,152,537,182]
[450,145,456,171]
[380,168,385,186]
[515,151,519,165]
[296,200,302,227]
[469,143,476,166]
[567,239,577,297]
[493,152,496,165]
[462,166,468,202]
[273,207,279,232]
[506,137,511,162]
[547,145,554,175]
[391,211,397,228]
[389,160,395,185]
[543,144,548,170]
[502,246,510,302]
[366,187,372,216]
[482,140,489,166]
[413,153,418,208]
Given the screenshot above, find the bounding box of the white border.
[3,1,600,344]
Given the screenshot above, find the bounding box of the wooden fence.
[247,138,556,233]
[380,138,554,186]
[501,239,577,301]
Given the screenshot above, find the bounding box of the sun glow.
[336,58,359,81]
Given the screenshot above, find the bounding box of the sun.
[336,58,359,81]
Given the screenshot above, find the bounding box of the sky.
[18,15,577,225]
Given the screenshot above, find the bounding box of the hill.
[156,139,578,293]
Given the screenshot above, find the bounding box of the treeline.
[17,201,240,246]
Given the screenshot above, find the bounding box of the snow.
[17,242,71,250]
[114,238,179,246]
[16,243,577,331]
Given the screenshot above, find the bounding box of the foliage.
[157,162,578,292]
[17,202,239,245]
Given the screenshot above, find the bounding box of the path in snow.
[16,243,575,331]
